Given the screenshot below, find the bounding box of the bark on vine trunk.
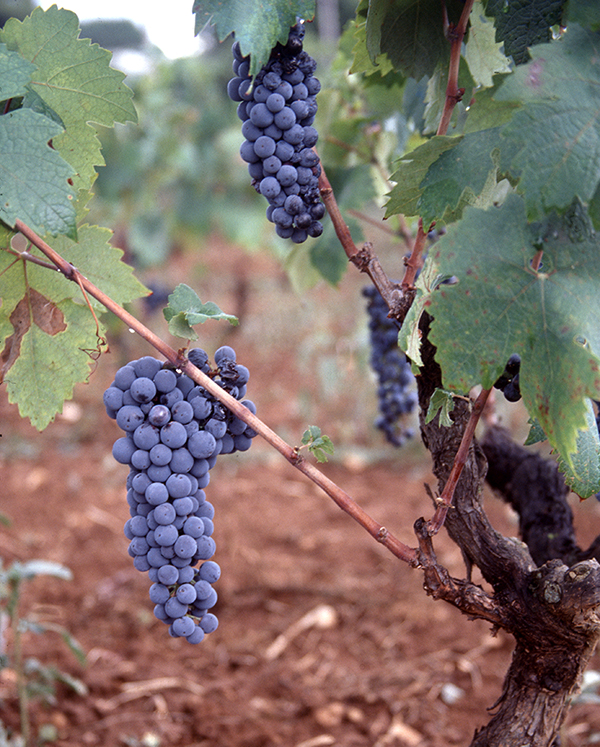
[414,313,600,746]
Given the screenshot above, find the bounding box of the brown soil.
[1,238,599,747]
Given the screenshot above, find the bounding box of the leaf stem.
[14,219,419,567]
[437,0,475,136]
[425,387,491,536]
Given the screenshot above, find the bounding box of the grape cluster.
[104,346,257,644]
[227,23,325,243]
[493,354,521,402]
[363,286,417,446]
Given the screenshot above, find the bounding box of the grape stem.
[13,218,419,567]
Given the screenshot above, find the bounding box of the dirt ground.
[1,238,600,747]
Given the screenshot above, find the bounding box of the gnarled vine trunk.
[415,314,600,746]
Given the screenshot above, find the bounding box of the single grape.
[112,436,136,465]
[148,404,171,427]
[199,613,219,634]
[172,617,196,638]
[160,421,188,448]
[253,135,276,158]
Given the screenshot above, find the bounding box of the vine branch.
[318,163,406,317]
[401,218,430,291]
[437,0,475,137]
[425,386,491,536]
[13,219,419,567]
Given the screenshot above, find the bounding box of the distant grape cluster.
[363,286,417,446]
[493,354,521,402]
[104,347,257,644]
[227,23,325,243]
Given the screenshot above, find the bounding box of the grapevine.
[106,347,257,643]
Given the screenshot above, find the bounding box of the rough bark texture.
[481,425,600,566]
[414,314,600,747]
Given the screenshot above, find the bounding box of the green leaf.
[524,418,547,445]
[422,56,476,135]
[554,400,600,498]
[0,226,147,429]
[495,26,600,219]
[427,194,600,481]
[163,284,239,340]
[417,127,516,224]
[385,136,459,219]
[485,0,564,65]
[365,0,465,79]
[565,0,600,31]
[464,2,512,87]
[0,108,76,237]
[425,388,456,426]
[462,83,521,134]
[0,42,36,100]
[349,10,395,77]
[192,0,316,79]
[1,6,137,193]
[46,225,149,311]
[398,256,451,367]
[301,425,334,462]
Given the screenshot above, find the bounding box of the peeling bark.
[414,314,600,746]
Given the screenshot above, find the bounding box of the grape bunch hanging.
[363,286,417,447]
[227,23,326,243]
[104,347,257,644]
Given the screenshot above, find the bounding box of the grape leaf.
[524,418,547,445]
[385,136,459,219]
[0,108,76,237]
[349,9,395,78]
[399,255,450,367]
[364,0,465,79]
[422,56,476,135]
[163,284,239,340]
[192,0,316,79]
[301,425,335,463]
[462,83,521,134]
[416,127,517,224]
[43,225,149,311]
[554,400,600,498]
[0,225,148,428]
[464,2,512,88]
[0,43,36,100]
[425,388,455,427]
[1,297,100,430]
[0,6,137,193]
[427,194,600,483]
[565,0,600,30]
[485,0,564,65]
[495,25,600,220]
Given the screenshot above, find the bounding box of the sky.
[37,1,203,60]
